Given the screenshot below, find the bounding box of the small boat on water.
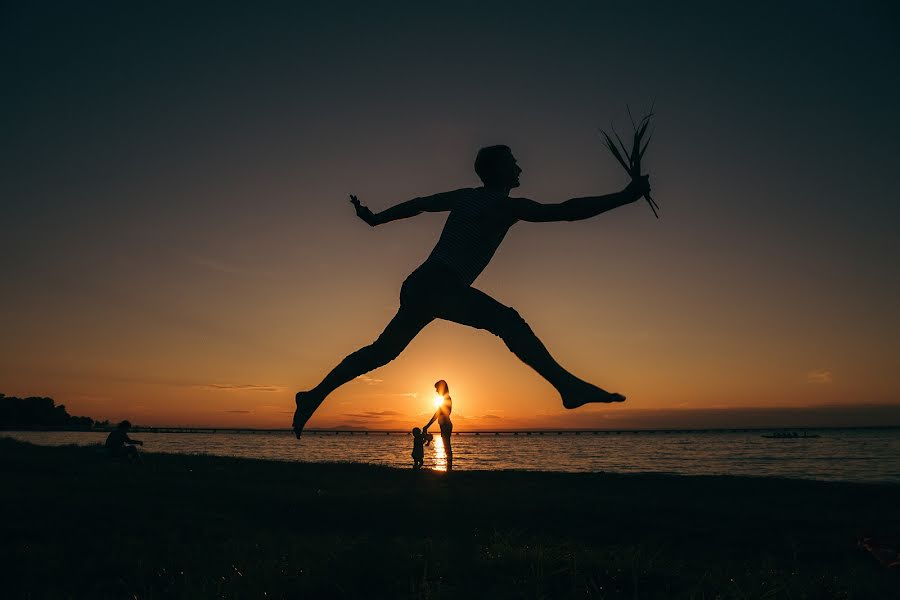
[761,431,821,439]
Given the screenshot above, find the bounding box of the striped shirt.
[424,187,519,286]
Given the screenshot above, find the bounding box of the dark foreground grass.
[1,439,898,599]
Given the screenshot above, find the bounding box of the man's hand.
[625,175,651,202]
[350,194,378,226]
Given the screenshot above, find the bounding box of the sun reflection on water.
[432,433,447,472]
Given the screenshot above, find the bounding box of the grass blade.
[599,130,631,173]
[636,116,652,143]
[632,126,643,174]
[639,131,653,159]
[612,127,634,174]
[645,195,659,218]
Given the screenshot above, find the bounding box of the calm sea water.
[5,429,899,484]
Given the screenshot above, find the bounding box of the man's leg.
[436,287,625,408]
[293,307,432,437]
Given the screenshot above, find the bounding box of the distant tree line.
[0,394,107,430]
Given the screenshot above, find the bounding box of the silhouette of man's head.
[118,420,131,430]
[475,146,521,189]
[434,380,450,396]
[412,427,421,436]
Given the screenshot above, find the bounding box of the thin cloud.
[224,410,252,414]
[373,392,418,398]
[355,375,384,385]
[188,255,279,278]
[72,394,113,403]
[195,384,285,392]
[343,410,405,418]
[807,370,833,384]
[480,414,502,419]
[189,256,251,275]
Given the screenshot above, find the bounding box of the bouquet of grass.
[600,106,659,218]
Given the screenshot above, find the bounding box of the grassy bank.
[2,439,898,598]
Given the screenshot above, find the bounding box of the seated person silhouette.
[105,420,143,463]
[293,145,650,438]
[410,427,431,470]
[423,380,454,471]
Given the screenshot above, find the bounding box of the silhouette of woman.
[423,380,453,471]
[293,145,650,437]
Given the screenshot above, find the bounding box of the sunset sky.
[3,2,899,429]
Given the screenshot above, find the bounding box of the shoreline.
[8,434,900,485]
[6,429,899,485]
[4,424,900,434]
[3,438,899,597]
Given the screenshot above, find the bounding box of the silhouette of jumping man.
[293,145,651,438]
[423,379,453,471]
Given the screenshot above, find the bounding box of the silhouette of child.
[105,420,143,463]
[411,427,431,469]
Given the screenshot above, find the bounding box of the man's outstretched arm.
[514,177,650,222]
[350,189,467,226]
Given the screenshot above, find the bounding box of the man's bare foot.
[560,379,625,409]
[292,391,319,439]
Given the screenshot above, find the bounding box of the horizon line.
[19,424,897,434]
